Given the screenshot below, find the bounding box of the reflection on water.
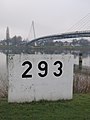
[74,54,90,67]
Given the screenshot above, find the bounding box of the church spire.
[6,27,10,40]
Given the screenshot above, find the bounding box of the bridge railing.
[61,30,90,35]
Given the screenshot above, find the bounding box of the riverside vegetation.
[0,94,90,120]
[0,64,90,120]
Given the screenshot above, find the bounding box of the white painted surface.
[0,53,8,96]
[8,54,74,103]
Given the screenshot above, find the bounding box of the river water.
[0,52,90,86]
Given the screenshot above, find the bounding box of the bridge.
[27,13,90,45]
[27,30,90,45]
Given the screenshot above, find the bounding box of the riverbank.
[0,94,90,120]
[74,64,90,93]
[1,45,90,54]
[74,73,90,93]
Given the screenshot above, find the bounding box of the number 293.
[22,61,63,78]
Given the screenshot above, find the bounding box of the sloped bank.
[74,65,90,93]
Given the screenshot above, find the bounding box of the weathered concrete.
[0,53,8,97]
[8,54,74,103]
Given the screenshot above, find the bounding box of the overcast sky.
[0,0,90,40]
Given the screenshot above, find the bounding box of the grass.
[0,94,90,120]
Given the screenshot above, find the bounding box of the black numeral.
[38,61,48,77]
[22,60,63,78]
[22,61,32,78]
[53,61,63,77]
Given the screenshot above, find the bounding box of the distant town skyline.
[0,0,90,40]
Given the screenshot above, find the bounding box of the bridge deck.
[28,30,90,44]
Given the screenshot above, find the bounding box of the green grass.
[0,94,90,120]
